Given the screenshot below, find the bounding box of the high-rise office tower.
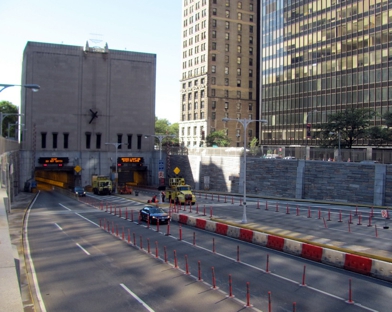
[261,0,391,146]
[179,0,259,147]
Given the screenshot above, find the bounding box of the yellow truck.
[166,177,196,205]
[92,175,113,195]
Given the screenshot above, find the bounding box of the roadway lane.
[71,192,391,311]
[26,191,250,312]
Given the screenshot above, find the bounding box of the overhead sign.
[38,157,69,164]
[118,157,144,164]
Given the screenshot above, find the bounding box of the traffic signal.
[306,124,311,138]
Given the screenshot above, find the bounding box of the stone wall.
[169,154,390,206]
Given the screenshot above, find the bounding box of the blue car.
[74,186,86,197]
[140,206,170,224]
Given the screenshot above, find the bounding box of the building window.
[237,35,242,42]
[225,21,230,29]
[249,58,253,66]
[238,2,242,9]
[212,112,216,120]
[249,47,253,55]
[225,102,229,109]
[63,133,69,149]
[237,45,242,53]
[226,0,230,6]
[86,132,91,149]
[249,92,252,99]
[212,65,216,73]
[52,133,58,149]
[212,19,217,27]
[237,79,241,87]
[212,101,216,109]
[212,42,216,50]
[249,81,253,88]
[194,113,198,120]
[248,103,252,111]
[237,12,242,20]
[212,8,217,15]
[248,129,252,137]
[225,67,229,74]
[237,68,241,76]
[237,91,241,98]
[212,31,216,38]
[249,25,253,33]
[249,36,253,44]
[225,44,229,52]
[201,112,205,119]
[201,100,205,108]
[249,4,253,11]
[249,69,253,77]
[211,89,216,96]
[137,135,142,150]
[237,57,241,64]
[225,33,230,40]
[41,133,47,149]
[188,113,191,120]
[248,114,252,119]
[249,15,253,22]
[211,77,216,85]
[225,78,229,86]
[225,55,229,63]
[96,133,101,149]
[225,90,229,97]
[212,54,216,61]
[225,10,230,18]
[127,134,132,149]
[194,102,198,109]
[117,134,123,149]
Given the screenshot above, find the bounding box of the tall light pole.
[0,84,40,93]
[305,109,317,160]
[145,134,175,186]
[105,142,126,193]
[0,83,39,137]
[222,118,267,224]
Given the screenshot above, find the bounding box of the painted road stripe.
[76,243,90,255]
[120,283,155,312]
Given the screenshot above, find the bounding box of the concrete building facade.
[20,41,158,189]
[179,0,260,147]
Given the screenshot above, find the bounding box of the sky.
[0,0,182,124]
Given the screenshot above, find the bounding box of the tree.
[367,112,392,146]
[319,108,376,149]
[206,129,230,147]
[154,117,179,146]
[249,137,259,156]
[0,101,19,137]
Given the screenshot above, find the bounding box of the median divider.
[165,211,392,282]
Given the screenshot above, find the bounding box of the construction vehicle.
[92,175,113,195]
[166,177,196,205]
[119,183,133,194]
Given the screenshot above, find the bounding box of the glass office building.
[261,0,392,146]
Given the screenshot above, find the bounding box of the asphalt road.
[24,190,392,311]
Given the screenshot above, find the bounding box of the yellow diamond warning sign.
[173,167,180,175]
[74,165,82,173]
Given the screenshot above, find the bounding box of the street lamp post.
[222,118,267,224]
[0,83,40,137]
[305,110,317,160]
[145,134,175,186]
[105,142,126,193]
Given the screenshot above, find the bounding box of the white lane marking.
[120,283,155,312]
[76,243,90,255]
[55,223,63,230]
[59,203,71,211]
[75,212,100,227]
[25,192,47,312]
